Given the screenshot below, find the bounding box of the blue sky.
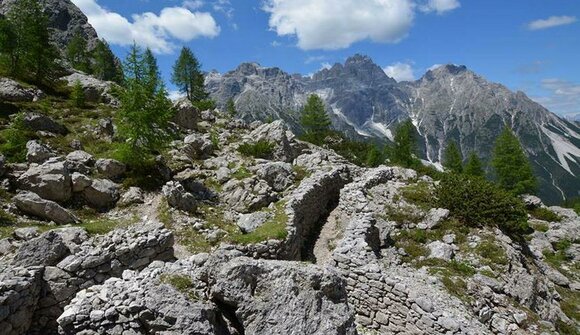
[72,0,580,119]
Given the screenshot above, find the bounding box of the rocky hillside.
[206,56,580,204]
[0,77,579,334]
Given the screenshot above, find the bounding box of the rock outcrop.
[0,77,44,102]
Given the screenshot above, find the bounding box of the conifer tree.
[464,152,485,178]
[390,119,418,168]
[300,94,331,143]
[171,47,208,102]
[92,39,123,83]
[443,140,463,174]
[70,79,85,108]
[0,18,17,72]
[67,31,91,73]
[492,127,537,195]
[226,98,236,117]
[7,0,58,82]
[116,43,173,165]
[143,48,160,93]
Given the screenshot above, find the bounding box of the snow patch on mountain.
[541,125,580,175]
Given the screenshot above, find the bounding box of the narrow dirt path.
[313,208,345,265]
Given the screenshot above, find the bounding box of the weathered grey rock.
[23,112,68,135]
[236,211,272,233]
[0,77,44,102]
[417,208,450,230]
[183,132,214,159]
[12,231,70,267]
[0,267,43,335]
[71,172,92,192]
[118,187,144,206]
[255,161,295,192]
[17,158,72,203]
[172,98,199,129]
[69,139,83,150]
[13,227,40,241]
[26,140,55,164]
[245,120,296,162]
[222,177,277,213]
[97,117,115,138]
[0,154,5,177]
[95,158,126,180]
[14,191,78,224]
[427,240,454,261]
[82,178,120,209]
[61,72,118,105]
[522,194,544,209]
[162,181,197,213]
[66,150,94,174]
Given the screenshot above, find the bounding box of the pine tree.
[67,31,91,73]
[171,47,208,102]
[300,94,331,143]
[7,0,58,82]
[492,127,537,195]
[443,141,463,174]
[92,39,123,83]
[0,18,17,72]
[143,48,160,93]
[464,152,485,178]
[390,119,418,168]
[226,98,236,117]
[365,144,384,167]
[116,44,173,165]
[70,79,85,108]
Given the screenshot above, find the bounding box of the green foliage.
[192,99,216,111]
[492,127,537,195]
[384,205,425,225]
[464,152,485,178]
[66,31,91,73]
[443,141,463,173]
[115,44,173,167]
[231,166,252,180]
[160,274,199,300]
[476,238,509,266]
[5,0,58,83]
[390,119,419,168]
[0,18,17,73]
[529,207,562,222]
[0,113,34,162]
[300,94,331,143]
[230,203,289,244]
[237,140,275,159]
[292,165,311,184]
[92,39,123,83]
[171,47,208,102]
[555,287,580,329]
[70,79,85,107]
[435,174,529,236]
[400,181,434,209]
[226,98,236,117]
[562,197,580,215]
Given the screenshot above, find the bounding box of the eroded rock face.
[82,178,120,209]
[0,77,44,102]
[13,191,78,225]
[26,140,55,164]
[246,120,297,162]
[62,72,118,105]
[183,132,214,159]
[57,251,356,335]
[163,181,197,213]
[95,158,126,180]
[12,231,70,267]
[172,98,199,129]
[0,267,43,335]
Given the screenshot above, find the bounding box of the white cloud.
[320,62,332,70]
[532,79,580,119]
[383,62,415,82]
[527,16,577,31]
[72,0,220,54]
[182,0,204,10]
[420,0,460,14]
[263,0,415,50]
[427,64,444,71]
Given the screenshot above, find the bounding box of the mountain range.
[206,55,580,204]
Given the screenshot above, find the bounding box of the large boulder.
[246,120,297,162]
[183,132,214,159]
[66,150,95,174]
[82,178,120,209]
[118,187,144,206]
[95,158,126,180]
[222,177,277,213]
[0,77,44,102]
[255,161,295,192]
[12,231,70,267]
[61,72,118,105]
[172,98,199,129]
[14,191,78,224]
[162,181,197,213]
[26,140,56,164]
[17,157,73,203]
[236,211,272,233]
[23,112,68,135]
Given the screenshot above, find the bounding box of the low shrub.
[400,181,434,209]
[0,113,35,162]
[237,140,275,159]
[529,207,561,222]
[435,174,529,236]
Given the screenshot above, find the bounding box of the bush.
[237,140,275,159]
[435,174,529,236]
[529,207,562,222]
[70,79,85,107]
[192,99,216,111]
[0,113,34,162]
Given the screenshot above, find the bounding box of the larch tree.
[443,140,464,174]
[300,94,331,144]
[171,47,208,102]
[464,152,486,178]
[492,127,537,195]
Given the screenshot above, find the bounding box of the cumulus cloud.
[263,0,415,50]
[72,0,220,54]
[527,16,577,31]
[182,0,204,10]
[532,79,580,119]
[383,62,415,82]
[420,0,460,14]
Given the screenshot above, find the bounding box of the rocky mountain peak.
[312,54,395,86]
